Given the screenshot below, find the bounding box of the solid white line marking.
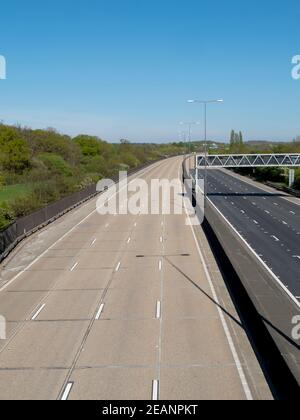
[0,161,163,294]
[115,262,121,272]
[206,196,300,308]
[95,303,105,320]
[61,382,73,401]
[183,196,253,401]
[31,303,46,320]
[70,262,79,272]
[152,380,159,400]
[156,301,161,319]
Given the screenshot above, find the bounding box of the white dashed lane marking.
[31,303,46,321]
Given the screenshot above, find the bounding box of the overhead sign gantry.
[196,153,300,168]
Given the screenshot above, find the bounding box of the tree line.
[227,130,300,189]
[0,124,186,229]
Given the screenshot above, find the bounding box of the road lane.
[203,169,300,299]
[0,157,271,400]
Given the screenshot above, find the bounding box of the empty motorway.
[202,169,300,301]
[0,157,272,400]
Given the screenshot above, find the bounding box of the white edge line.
[183,198,253,401]
[31,303,46,320]
[0,161,162,294]
[61,382,73,401]
[95,303,105,320]
[208,197,300,309]
[152,380,159,400]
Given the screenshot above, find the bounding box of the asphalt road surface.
[0,157,271,400]
[203,169,300,300]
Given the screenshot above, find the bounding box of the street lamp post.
[178,130,187,156]
[180,121,200,154]
[187,99,223,203]
[179,121,200,173]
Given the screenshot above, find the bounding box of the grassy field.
[0,184,32,204]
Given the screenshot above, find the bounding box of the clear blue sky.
[0,0,299,142]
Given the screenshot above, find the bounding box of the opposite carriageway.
[187,156,300,391]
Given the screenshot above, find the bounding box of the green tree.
[22,128,79,165]
[74,135,101,157]
[230,130,244,153]
[239,131,243,145]
[0,126,31,173]
[234,133,240,145]
[230,130,237,152]
[230,130,235,145]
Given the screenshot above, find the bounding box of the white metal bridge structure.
[196,153,300,168]
[195,153,300,187]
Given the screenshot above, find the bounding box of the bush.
[0,203,14,230]
[10,194,42,218]
[293,177,300,190]
[33,181,61,204]
[120,153,140,168]
[23,158,49,183]
[55,176,78,196]
[38,153,74,177]
[252,167,285,183]
[82,155,107,177]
